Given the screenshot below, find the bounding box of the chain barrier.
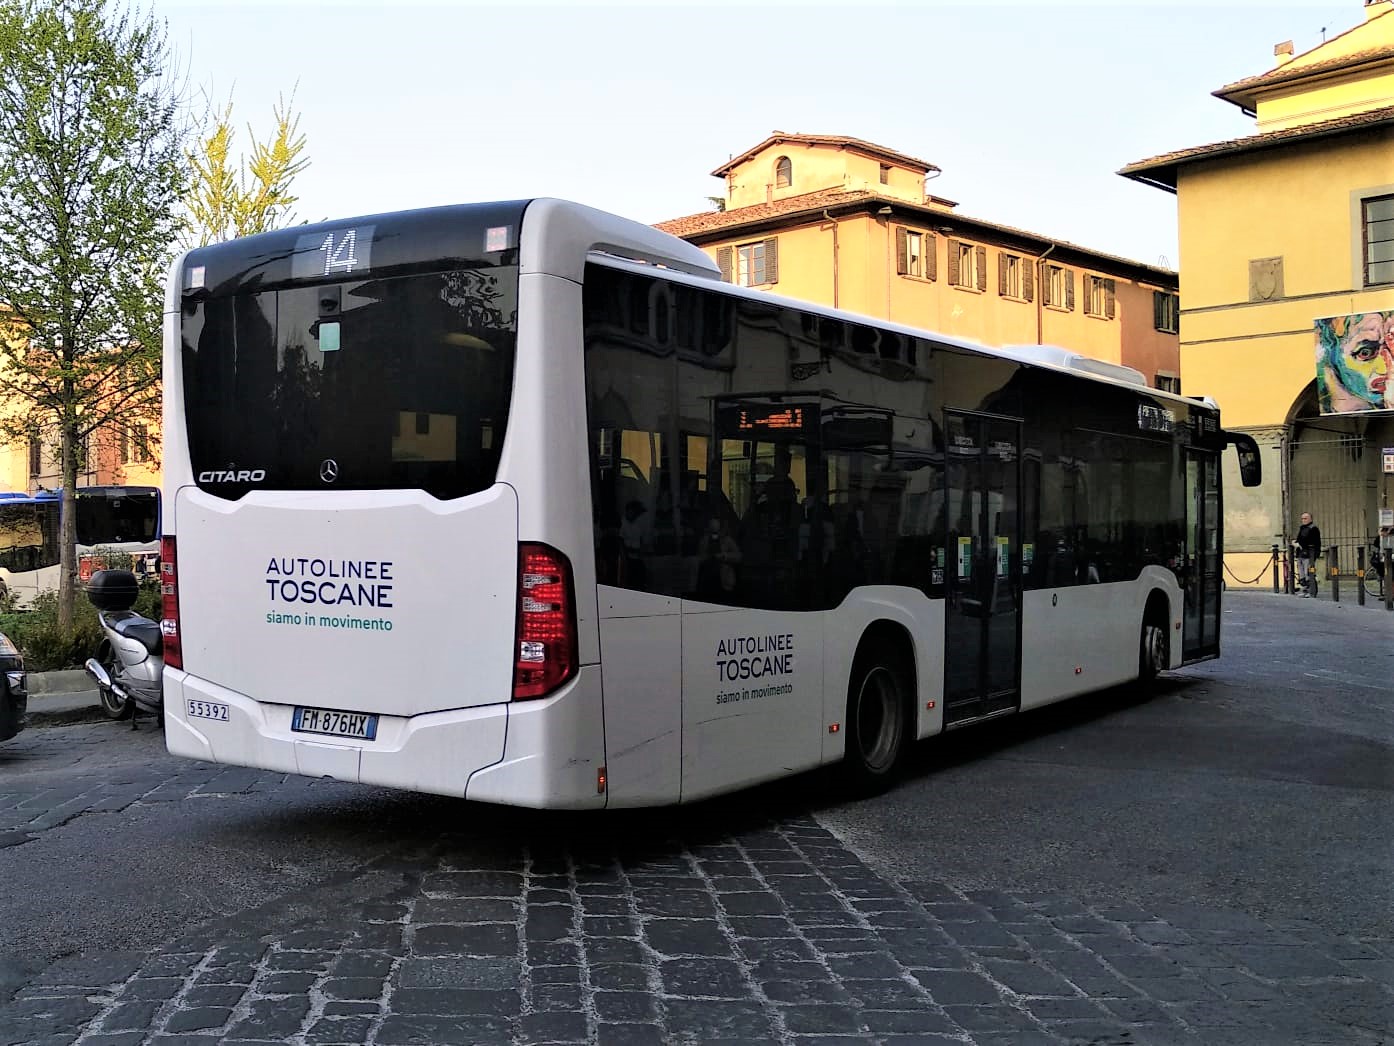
[1224,555,1274,586]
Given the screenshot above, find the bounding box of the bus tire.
[842,641,912,794]
[1138,605,1168,688]
[94,641,132,721]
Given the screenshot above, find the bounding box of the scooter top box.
[86,569,139,611]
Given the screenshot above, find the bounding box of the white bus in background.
[159,200,1260,809]
[0,487,160,607]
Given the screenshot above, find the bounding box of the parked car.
[0,631,25,742]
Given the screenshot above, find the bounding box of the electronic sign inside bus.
[291,226,376,280]
[734,406,808,433]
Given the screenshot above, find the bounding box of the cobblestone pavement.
[2,723,1391,1046]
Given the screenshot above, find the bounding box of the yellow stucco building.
[1122,0,1394,586]
[0,414,160,497]
[656,133,1182,392]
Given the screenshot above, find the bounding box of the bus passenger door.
[1182,450,1221,660]
[943,413,1022,726]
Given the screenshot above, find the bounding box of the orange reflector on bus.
[597,767,607,794]
[926,700,935,710]
[1075,666,1083,675]
[828,723,840,733]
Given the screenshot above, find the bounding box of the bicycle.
[1363,543,1386,600]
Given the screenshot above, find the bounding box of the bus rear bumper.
[163,668,508,797]
[162,665,607,808]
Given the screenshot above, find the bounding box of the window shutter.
[947,239,961,286]
[1105,278,1116,320]
[1022,259,1034,302]
[1083,276,1095,316]
[998,254,1008,296]
[717,247,733,283]
[763,238,779,284]
[975,245,987,292]
[1065,270,1075,311]
[926,233,937,281]
[896,227,908,276]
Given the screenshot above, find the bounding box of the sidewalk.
[24,668,102,726]
[1236,581,1394,612]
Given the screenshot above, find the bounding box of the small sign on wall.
[1384,447,1394,475]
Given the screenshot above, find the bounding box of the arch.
[774,155,792,189]
[1287,379,1394,562]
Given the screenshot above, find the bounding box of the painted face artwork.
[1316,311,1394,413]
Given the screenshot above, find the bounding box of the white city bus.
[160,200,1260,808]
[0,486,161,606]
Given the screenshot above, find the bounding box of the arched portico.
[1285,379,1394,573]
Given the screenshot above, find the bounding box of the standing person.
[1292,511,1322,597]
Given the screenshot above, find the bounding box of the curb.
[26,669,92,695]
[25,687,102,726]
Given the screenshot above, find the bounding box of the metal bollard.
[1358,545,1366,607]
[1271,544,1280,594]
[1328,545,1339,603]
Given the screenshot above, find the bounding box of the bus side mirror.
[1225,431,1262,487]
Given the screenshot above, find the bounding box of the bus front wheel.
[843,644,912,794]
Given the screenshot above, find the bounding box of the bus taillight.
[160,536,182,670]
[513,543,577,700]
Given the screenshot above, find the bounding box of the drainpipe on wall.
[822,210,840,309]
[1035,243,1057,345]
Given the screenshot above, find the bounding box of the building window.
[895,228,936,281]
[1155,373,1181,395]
[717,239,780,287]
[1083,275,1116,319]
[122,424,151,464]
[1364,193,1394,286]
[1043,263,1074,310]
[879,164,890,185]
[1153,290,1179,333]
[948,240,986,291]
[775,156,792,189]
[999,253,1026,299]
[27,439,42,476]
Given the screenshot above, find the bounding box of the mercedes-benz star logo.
[319,459,339,483]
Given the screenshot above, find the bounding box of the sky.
[150,0,1372,271]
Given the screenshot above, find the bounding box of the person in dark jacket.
[1292,512,1322,597]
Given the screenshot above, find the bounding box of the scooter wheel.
[94,641,133,721]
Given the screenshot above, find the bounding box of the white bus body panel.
[677,605,824,804]
[813,587,944,753]
[1019,566,1182,711]
[465,667,607,810]
[595,588,682,807]
[171,484,518,717]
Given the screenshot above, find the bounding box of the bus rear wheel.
[1138,617,1167,687]
[843,644,912,794]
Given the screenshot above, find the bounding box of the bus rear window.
[76,490,159,545]
[180,267,519,500]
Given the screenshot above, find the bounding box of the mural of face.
[1320,312,1393,412]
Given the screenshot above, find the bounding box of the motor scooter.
[85,569,163,727]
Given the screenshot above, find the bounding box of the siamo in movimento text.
[715,633,795,706]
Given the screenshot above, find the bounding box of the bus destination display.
[292,225,376,280]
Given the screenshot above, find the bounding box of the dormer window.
[879,164,890,185]
[775,156,792,189]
